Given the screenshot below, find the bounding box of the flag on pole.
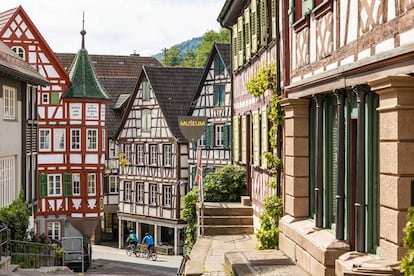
[194,149,202,186]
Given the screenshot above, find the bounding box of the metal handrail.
[0,226,10,257]
[176,254,190,276]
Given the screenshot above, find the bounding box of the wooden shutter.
[251,0,258,54]
[244,7,251,61]
[271,0,277,40]
[51,92,59,105]
[191,166,196,185]
[261,106,269,169]
[260,0,269,46]
[253,111,260,166]
[205,125,214,149]
[237,16,245,67]
[241,116,247,164]
[288,0,295,24]
[233,116,240,162]
[223,124,231,149]
[104,176,109,194]
[64,173,72,196]
[302,0,314,16]
[40,173,47,198]
[232,23,238,70]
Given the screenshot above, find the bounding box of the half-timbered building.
[0,40,47,209]
[116,66,203,255]
[56,53,161,241]
[279,0,414,274]
[217,0,280,229]
[188,43,232,186]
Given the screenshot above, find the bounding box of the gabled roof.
[188,43,231,115]
[0,6,69,83]
[61,48,110,100]
[55,53,161,139]
[0,40,48,85]
[117,66,203,141]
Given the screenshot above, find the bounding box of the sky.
[2,0,224,56]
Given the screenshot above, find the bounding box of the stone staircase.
[199,199,254,236]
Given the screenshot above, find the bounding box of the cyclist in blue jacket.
[126,229,139,246]
[141,232,155,253]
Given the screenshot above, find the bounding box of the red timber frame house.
[0,6,109,242]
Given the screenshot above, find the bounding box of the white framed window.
[87,129,98,150]
[48,174,62,196]
[215,125,224,146]
[11,46,25,59]
[0,156,16,207]
[142,109,151,131]
[42,93,49,104]
[72,173,80,195]
[53,129,65,151]
[136,144,144,165]
[88,174,96,195]
[3,85,16,120]
[71,129,81,150]
[142,81,150,101]
[39,129,51,151]
[150,184,157,205]
[163,185,172,207]
[47,221,61,240]
[198,133,205,147]
[124,144,131,162]
[102,129,106,151]
[149,144,157,165]
[163,144,172,166]
[136,182,144,203]
[124,181,132,201]
[109,175,118,194]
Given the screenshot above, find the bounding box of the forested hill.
[153,37,202,61]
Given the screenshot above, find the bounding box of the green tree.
[181,186,199,254]
[193,29,230,67]
[256,195,283,250]
[162,46,182,66]
[203,164,246,202]
[0,188,30,240]
[180,50,196,67]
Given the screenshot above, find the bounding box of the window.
[215,125,224,146]
[150,144,157,165]
[71,129,81,150]
[163,144,172,166]
[72,173,80,195]
[87,129,98,150]
[142,109,151,131]
[136,182,144,203]
[214,86,225,107]
[163,185,172,207]
[214,55,225,75]
[42,93,49,104]
[124,144,131,163]
[54,129,65,151]
[109,176,118,194]
[124,181,132,201]
[88,174,96,195]
[150,184,157,205]
[47,222,61,240]
[136,144,144,165]
[198,133,205,147]
[0,156,16,206]
[11,46,25,59]
[142,81,150,101]
[102,129,106,151]
[48,174,62,196]
[3,85,16,119]
[39,129,51,151]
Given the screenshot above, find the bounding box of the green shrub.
[0,188,30,240]
[181,186,199,254]
[203,164,246,202]
[401,207,414,275]
[256,195,283,250]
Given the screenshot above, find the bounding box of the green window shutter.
[251,0,258,54]
[205,125,214,149]
[233,116,240,162]
[244,7,251,61]
[260,0,269,46]
[302,0,314,16]
[288,0,295,24]
[271,0,277,40]
[40,173,47,198]
[261,106,269,169]
[223,124,231,149]
[191,166,197,185]
[64,173,72,196]
[237,16,245,67]
[51,92,60,105]
[253,111,260,166]
[214,86,220,107]
[241,116,247,164]
[232,24,238,70]
[220,86,225,106]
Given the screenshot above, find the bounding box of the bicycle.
[142,245,157,261]
[125,243,136,256]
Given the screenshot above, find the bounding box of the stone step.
[202,225,254,236]
[203,216,253,225]
[202,206,253,217]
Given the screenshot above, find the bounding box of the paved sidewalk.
[185,234,308,276]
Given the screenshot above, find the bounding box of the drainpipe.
[355,85,367,253]
[275,0,283,197]
[335,89,345,240]
[314,94,324,228]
